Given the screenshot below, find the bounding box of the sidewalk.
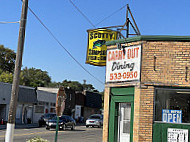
[0,123,39,130]
[0,123,84,130]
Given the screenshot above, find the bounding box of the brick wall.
[138,86,154,142]
[141,41,190,86]
[137,41,190,142]
[103,40,190,142]
[102,87,110,142]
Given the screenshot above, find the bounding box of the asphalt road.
[0,125,102,142]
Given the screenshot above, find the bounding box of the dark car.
[38,113,56,127]
[46,115,76,130]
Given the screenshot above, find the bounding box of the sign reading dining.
[106,45,141,82]
[86,29,117,66]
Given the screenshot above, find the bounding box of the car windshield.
[89,115,100,119]
[51,116,58,120]
[44,114,56,118]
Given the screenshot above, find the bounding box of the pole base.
[5,123,15,142]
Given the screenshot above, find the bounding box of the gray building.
[33,88,57,123]
[0,82,37,124]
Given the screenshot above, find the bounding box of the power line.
[28,7,104,85]
[95,4,127,26]
[68,0,96,28]
[0,21,20,24]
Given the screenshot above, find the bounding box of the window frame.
[154,87,190,124]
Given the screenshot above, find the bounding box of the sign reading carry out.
[106,45,141,82]
[86,29,117,66]
[56,87,67,116]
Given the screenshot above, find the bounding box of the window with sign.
[154,88,190,123]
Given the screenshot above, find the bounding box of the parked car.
[46,115,76,130]
[86,114,103,128]
[38,113,56,127]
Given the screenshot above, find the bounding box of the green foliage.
[26,137,49,142]
[57,80,98,92]
[20,67,51,87]
[0,45,16,73]
[0,45,99,92]
[83,83,95,91]
[48,81,60,88]
[0,71,13,83]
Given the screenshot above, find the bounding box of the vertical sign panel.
[162,109,182,123]
[106,45,141,83]
[86,29,117,66]
[56,87,66,116]
[168,128,188,142]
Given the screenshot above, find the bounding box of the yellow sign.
[86,29,117,66]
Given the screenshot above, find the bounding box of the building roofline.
[0,81,35,90]
[106,35,190,46]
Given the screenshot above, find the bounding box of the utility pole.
[5,0,28,142]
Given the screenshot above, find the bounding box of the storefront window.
[154,88,190,123]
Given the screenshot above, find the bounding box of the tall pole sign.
[56,87,66,116]
[55,87,66,142]
[5,0,28,142]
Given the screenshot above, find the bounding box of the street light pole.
[5,0,28,141]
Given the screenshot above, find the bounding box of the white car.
[86,114,103,128]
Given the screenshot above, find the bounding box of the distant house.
[0,82,37,124]
[83,90,102,120]
[63,88,85,119]
[63,89,102,121]
[32,87,58,123]
[0,84,102,124]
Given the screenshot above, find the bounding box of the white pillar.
[5,123,15,142]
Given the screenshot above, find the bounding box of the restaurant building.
[103,36,190,142]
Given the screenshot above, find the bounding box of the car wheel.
[86,125,89,128]
[71,124,75,130]
[46,126,50,130]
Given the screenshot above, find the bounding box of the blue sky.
[0,0,190,92]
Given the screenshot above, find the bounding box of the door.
[117,103,131,142]
[108,87,134,142]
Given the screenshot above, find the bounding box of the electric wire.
[95,4,127,26]
[28,7,104,85]
[0,21,20,24]
[69,0,96,28]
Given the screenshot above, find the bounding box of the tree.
[20,67,51,87]
[0,45,16,73]
[57,80,99,92]
[82,83,95,91]
[60,80,83,91]
[0,71,13,83]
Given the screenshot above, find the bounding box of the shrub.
[26,137,49,142]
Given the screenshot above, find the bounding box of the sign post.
[5,0,28,141]
[55,87,66,142]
